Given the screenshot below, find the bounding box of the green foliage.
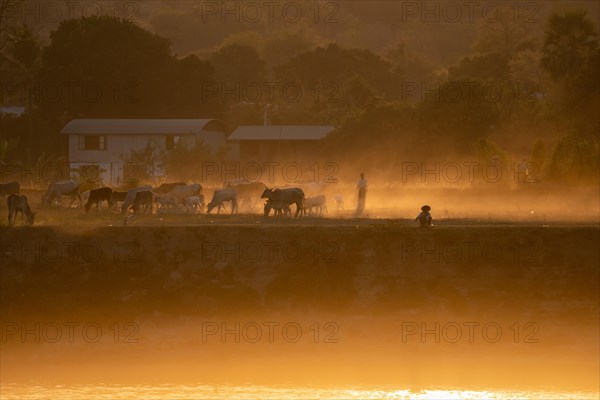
[547,131,600,183]
[210,44,267,85]
[161,139,227,182]
[530,139,546,172]
[275,43,395,98]
[72,164,105,192]
[120,141,159,185]
[449,53,510,82]
[36,16,218,118]
[540,10,599,131]
[473,138,510,165]
[541,10,598,81]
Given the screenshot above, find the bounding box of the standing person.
[335,194,344,210]
[356,173,368,216]
[518,157,529,185]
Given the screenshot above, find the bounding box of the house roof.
[60,119,227,135]
[0,106,25,117]
[228,125,335,141]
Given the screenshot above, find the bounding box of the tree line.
[1,7,598,184]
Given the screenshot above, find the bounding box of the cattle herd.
[0,179,330,226]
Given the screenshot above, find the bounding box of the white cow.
[165,183,202,199]
[42,180,81,207]
[207,188,237,214]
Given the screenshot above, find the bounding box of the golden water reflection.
[1,385,597,400]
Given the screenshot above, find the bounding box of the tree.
[275,43,395,97]
[547,130,599,183]
[120,141,159,186]
[540,10,599,130]
[172,54,220,117]
[530,139,546,173]
[473,4,539,56]
[161,139,226,182]
[262,32,315,67]
[210,44,267,85]
[541,10,598,81]
[37,16,175,118]
[449,52,510,82]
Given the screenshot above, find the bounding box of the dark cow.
[207,188,237,214]
[132,190,156,214]
[0,181,20,200]
[121,186,153,214]
[84,187,113,213]
[7,194,35,226]
[155,182,186,195]
[111,191,127,206]
[261,188,305,217]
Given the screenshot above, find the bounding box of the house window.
[79,135,106,151]
[165,135,180,150]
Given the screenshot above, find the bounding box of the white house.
[61,119,230,184]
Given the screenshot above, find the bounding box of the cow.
[0,181,20,200]
[42,180,81,207]
[261,188,305,217]
[225,181,266,210]
[207,188,237,214]
[121,186,152,213]
[7,194,35,226]
[132,190,156,214]
[166,183,202,198]
[184,195,205,212]
[155,182,186,195]
[111,191,127,206]
[84,187,113,213]
[303,195,327,216]
[156,195,179,209]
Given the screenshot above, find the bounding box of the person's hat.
[421,205,431,212]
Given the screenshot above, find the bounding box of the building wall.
[68,130,229,184]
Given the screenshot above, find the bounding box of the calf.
[264,200,291,217]
[184,195,205,212]
[85,187,113,213]
[156,195,178,209]
[7,194,35,226]
[304,195,327,216]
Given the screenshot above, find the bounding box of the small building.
[61,119,229,184]
[228,125,335,162]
